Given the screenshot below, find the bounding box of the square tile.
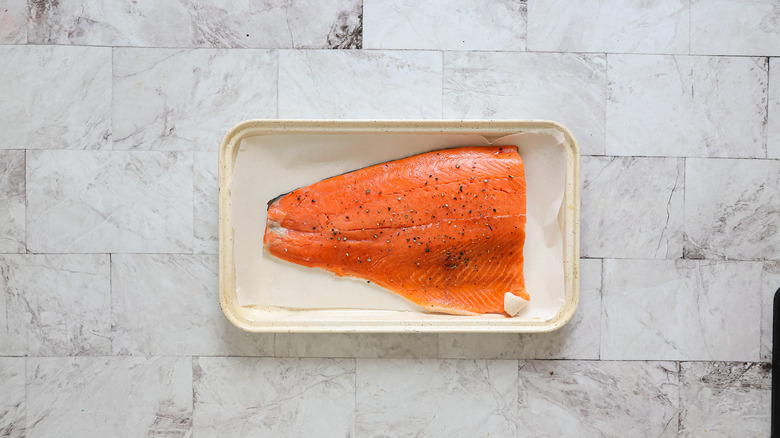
[113,48,277,151]
[27,151,193,253]
[193,357,355,437]
[684,158,779,261]
[607,55,768,158]
[679,362,771,437]
[0,0,26,44]
[0,357,25,437]
[26,356,192,437]
[111,254,274,356]
[0,150,25,252]
[443,51,607,155]
[527,0,689,54]
[0,46,111,150]
[364,0,526,50]
[581,156,683,259]
[602,259,762,361]
[279,50,443,119]
[518,360,678,437]
[28,0,362,48]
[356,359,518,436]
[691,0,780,56]
[438,258,602,359]
[0,254,110,356]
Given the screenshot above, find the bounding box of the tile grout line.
[3,42,779,57]
[766,57,771,159]
[599,258,605,361]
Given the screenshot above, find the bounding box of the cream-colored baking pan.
[219,120,580,333]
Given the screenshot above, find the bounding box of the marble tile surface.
[769,57,780,159]
[761,261,780,362]
[0,357,25,437]
[607,55,768,158]
[581,156,683,259]
[443,52,607,155]
[279,50,443,119]
[26,151,193,253]
[194,152,218,254]
[438,258,602,359]
[0,46,111,150]
[26,356,192,437]
[363,0,526,50]
[0,254,110,356]
[0,150,25,252]
[0,0,26,44]
[276,333,439,358]
[679,362,771,437]
[684,158,780,261]
[517,360,678,437]
[193,357,355,437]
[527,0,689,54]
[356,359,517,436]
[691,0,780,56]
[602,259,763,361]
[113,48,277,151]
[28,0,362,48]
[111,254,273,356]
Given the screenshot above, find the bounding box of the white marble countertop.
[1,0,779,436]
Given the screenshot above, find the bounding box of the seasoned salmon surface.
[263,146,527,315]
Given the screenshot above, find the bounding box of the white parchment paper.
[230,130,567,319]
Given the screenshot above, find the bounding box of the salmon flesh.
[263,146,528,316]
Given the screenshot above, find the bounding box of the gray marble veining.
[26,356,192,437]
[363,0,526,50]
[581,156,683,259]
[0,254,110,356]
[28,0,362,49]
[0,0,26,44]
[438,258,602,359]
[684,158,779,261]
[761,262,780,362]
[275,333,439,359]
[194,151,218,254]
[517,360,678,437]
[356,359,518,437]
[679,362,771,437]
[0,357,25,437]
[0,150,24,253]
[279,50,443,119]
[527,0,689,54]
[193,357,355,437]
[0,46,111,150]
[113,48,277,151]
[607,55,768,158]
[691,0,780,56]
[769,57,779,159]
[443,51,607,155]
[111,254,274,356]
[26,151,193,253]
[602,259,762,361]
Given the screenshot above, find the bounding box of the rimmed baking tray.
[219,120,580,333]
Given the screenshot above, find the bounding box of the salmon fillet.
[263,146,528,316]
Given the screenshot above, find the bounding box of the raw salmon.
[263,146,528,316]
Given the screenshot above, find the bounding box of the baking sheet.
[230,130,567,320]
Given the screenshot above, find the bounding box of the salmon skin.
[263,146,528,316]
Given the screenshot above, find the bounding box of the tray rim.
[219,119,580,333]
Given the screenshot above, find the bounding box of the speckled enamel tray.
[219,120,580,333]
